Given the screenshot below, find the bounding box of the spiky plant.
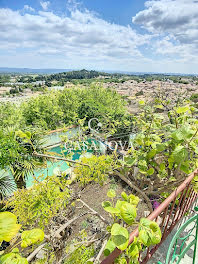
[0,172,16,199]
[0,128,46,189]
[10,129,46,189]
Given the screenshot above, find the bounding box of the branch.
[33,152,90,167]
[53,212,88,238]
[94,239,108,264]
[27,243,47,262]
[113,171,153,213]
[149,177,185,195]
[78,199,109,225]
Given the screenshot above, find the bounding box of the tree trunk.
[15,176,26,189]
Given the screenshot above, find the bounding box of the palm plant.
[0,172,16,200]
[0,128,46,190]
[10,129,46,189]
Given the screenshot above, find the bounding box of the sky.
[0,0,198,74]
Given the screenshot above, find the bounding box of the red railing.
[101,169,198,264]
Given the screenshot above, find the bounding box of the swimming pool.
[1,128,106,193]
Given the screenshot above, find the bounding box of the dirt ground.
[28,176,149,263]
[66,176,149,250]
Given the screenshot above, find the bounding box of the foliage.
[0,212,44,264]
[47,69,109,81]
[6,176,71,228]
[1,76,198,263]
[190,93,198,103]
[77,85,127,125]
[138,218,161,246]
[0,173,16,199]
[0,103,24,129]
[74,155,114,186]
[102,191,161,263]
[64,230,95,264]
[0,248,28,264]
[0,85,127,132]
[0,212,21,245]
[0,75,10,85]
[21,92,65,130]
[118,100,198,196]
[21,229,44,248]
[192,175,198,192]
[0,129,45,189]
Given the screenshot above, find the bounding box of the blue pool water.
[26,145,89,187]
[1,128,104,192]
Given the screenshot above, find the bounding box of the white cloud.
[132,0,198,69]
[40,1,50,11]
[133,0,198,41]
[0,3,198,73]
[66,0,82,11]
[0,8,150,67]
[24,5,35,12]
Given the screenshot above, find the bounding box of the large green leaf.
[111,223,129,250]
[103,239,116,256]
[147,149,156,159]
[180,161,191,174]
[120,202,136,225]
[159,163,166,171]
[156,143,166,152]
[171,146,188,163]
[139,230,149,245]
[172,126,195,141]
[102,201,120,214]
[149,222,162,244]
[21,229,44,248]
[121,192,128,201]
[139,218,161,246]
[127,237,141,262]
[107,189,116,198]
[121,192,139,207]
[115,200,125,213]
[15,130,31,143]
[128,194,140,207]
[0,248,28,264]
[0,212,21,243]
[176,106,190,114]
[102,201,112,208]
[127,243,139,259]
[124,156,136,166]
[147,168,155,175]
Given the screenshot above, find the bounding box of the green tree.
[0,129,45,189]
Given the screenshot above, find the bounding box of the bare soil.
[66,176,149,246]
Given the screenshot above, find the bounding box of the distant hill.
[0,67,196,76]
[47,69,110,81]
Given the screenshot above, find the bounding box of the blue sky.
[0,0,146,24]
[0,0,198,73]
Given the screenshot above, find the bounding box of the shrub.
[74,155,114,186]
[7,176,71,228]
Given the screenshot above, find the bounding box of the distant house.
[49,86,64,91]
[5,82,25,86]
[35,81,45,85]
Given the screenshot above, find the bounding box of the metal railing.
[101,169,198,264]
